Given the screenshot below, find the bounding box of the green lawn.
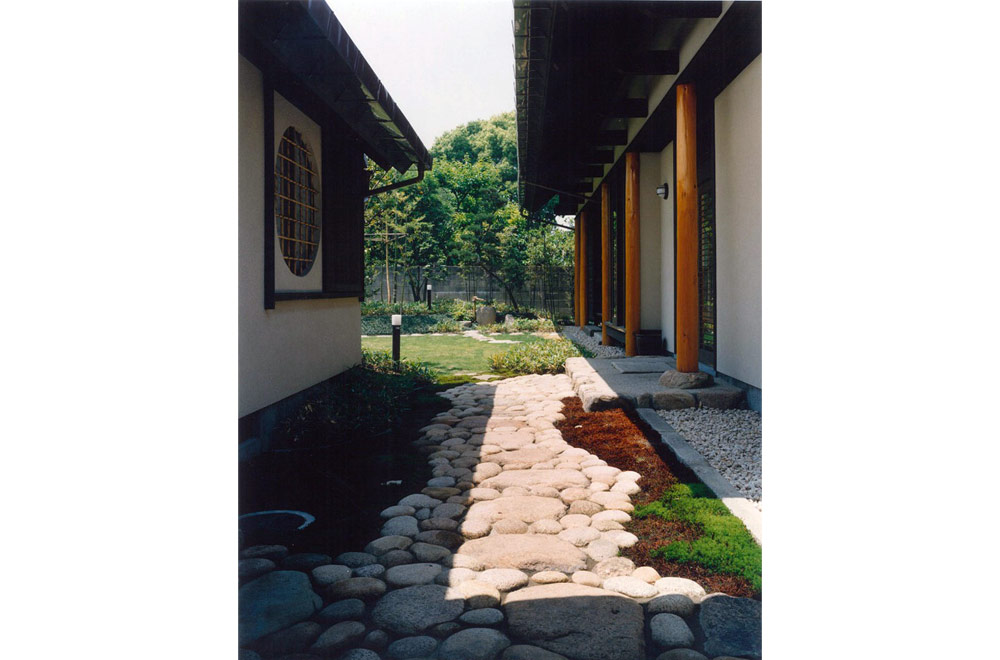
[361,333,545,377]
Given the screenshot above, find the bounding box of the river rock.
[477,568,529,591]
[650,613,695,649]
[481,469,589,491]
[239,558,275,583]
[386,635,438,659]
[459,608,504,626]
[240,544,289,562]
[326,577,386,601]
[592,557,635,579]
[382,516,420,537]
[654,577,706,601]
[309,620,366,655]
[251,621,322,657]
[371,584,466,634]
[438,627,512,660]
[385,562,443,588]
[602,576,658,598]
[502,645,570,660]
[646,594,697,617]
[365,535,413,556]
[335,552,377,568]
[504,583,645,660]
[315,598,365,623]
[466,496,567,523]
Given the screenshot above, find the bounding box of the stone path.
[239,374,761,660]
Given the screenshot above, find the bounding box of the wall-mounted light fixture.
[656,183,669,200]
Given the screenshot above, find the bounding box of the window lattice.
[274,127,320,276]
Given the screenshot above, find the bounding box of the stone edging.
[635,409,762,545]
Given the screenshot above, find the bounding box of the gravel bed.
[655,408,762,508]
[561,326,626,358]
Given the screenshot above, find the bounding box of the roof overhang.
[515,1,759,215]
[240,0,432,175]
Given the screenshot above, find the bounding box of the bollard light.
[391,314,402,367]
[426,283,433,309]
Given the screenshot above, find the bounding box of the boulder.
[238,571,322,645]
[657,370,713,389]
[504,583,645,660]
[650,613,695,649]
[699,595,762,659]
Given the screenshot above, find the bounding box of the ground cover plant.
[362,333,544,377]
[488,338,582,375]
[361,313,454,335]
[478,317,557,334]
[555,397,761,598]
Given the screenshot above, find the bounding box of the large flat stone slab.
[457,535,588,572]
[371,584,466,635]
[479,469,589,491]
[611,357,675,373]
[504,583,645,660]
[238,571,323,645]
[466,496,567,523]
[490,447,558,466]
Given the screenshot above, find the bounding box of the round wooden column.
[574,215,581,326]
[601,182,611,346]
[675,84,700,373]
[624,152,640,356]
[579,210,587,327]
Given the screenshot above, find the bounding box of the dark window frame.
[262,73,367,310]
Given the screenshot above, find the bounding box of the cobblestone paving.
[239,374,761,660]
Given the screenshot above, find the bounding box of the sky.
[326,0,516,150]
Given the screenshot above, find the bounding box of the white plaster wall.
[638,153,662,330]
[659,143,675,353]
[239,55,362,418]
[714,54,762,389]
[274,91,323,292]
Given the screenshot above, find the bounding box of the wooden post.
[574,215,581,326]
[625,152,640,356]
[579,210,587,327]
[676,84,699,372]
[601,182,611,346]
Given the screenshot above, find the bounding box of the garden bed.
[555,397,761,599]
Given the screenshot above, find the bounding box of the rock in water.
[238,570,322,645]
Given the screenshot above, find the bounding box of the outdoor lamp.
[391,314,402,366]
[426,283,433,309]
[656,183,669,200]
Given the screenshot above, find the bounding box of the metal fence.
[368,265,574,320]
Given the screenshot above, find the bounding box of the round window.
[274,126,320,276]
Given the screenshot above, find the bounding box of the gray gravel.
[562,326,626,358]
[655,408,762,508]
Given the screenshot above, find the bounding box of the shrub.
[361,347,435,383]
[488,338,582,375]
[478,317,557,334]
[361,314,453,335]
[429,319,462,333]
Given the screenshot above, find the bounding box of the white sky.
[326,0,516,149]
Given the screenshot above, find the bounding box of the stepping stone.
[699,595,762,660]
[531,571,569,584]
[527,519,562,534]
[385,563,443,588]
[371,584,466,635]
[480,469,589,491]
[592,510,631,524]
[557,527,600,547]
[410,542,451,563]
[477,568,529,591]
[632,566,660,582]
[492,519,529,534]
[459,608,504,626]
[335,552,377,568]
[654,577,707,601]
[592,557,636,579]
[456,534,588,573]
[381,516,419,537]
[381,505,416,518]
[491,447,557,466]
[570,571,602,587]
[239,558,275,583]
[353,564,386,579]
[415,530,464,550]
[398,494,442,508]
[326,577,387,601]
[379,549,416,568]
[311,564,352,587]
[420,517,459,532]
[238,571,322,645]
[466,496,567,523]
[438,628,512,660]
[504,583,645,660]
[602,575,658,598]
[456,579,502,609]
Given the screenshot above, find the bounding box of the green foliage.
[361,314,454,335]
[488,339,582,375]
[363,334,544,378]
[361,347,436,384]
[478,318,557,334]
[634,483,762,593]
[363,111,572,311]
[429,319,462,333]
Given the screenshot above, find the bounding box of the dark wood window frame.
[262,73,367,310]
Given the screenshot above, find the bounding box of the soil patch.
[556,397,759,599]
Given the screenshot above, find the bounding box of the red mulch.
[556,397,759,599]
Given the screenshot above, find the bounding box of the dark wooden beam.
[586,149,615,164]
[618,50,680,76]
[595,130,628,146]
[577,165,606,178]
[676,84,699,372]
[609,98,648,118]
[624,151,640,356]
[575,181,594,193]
